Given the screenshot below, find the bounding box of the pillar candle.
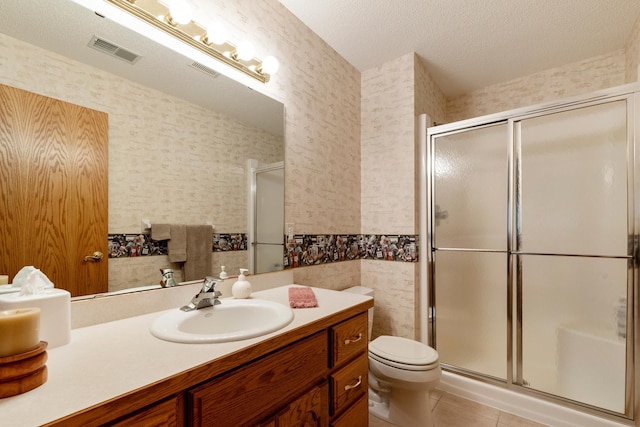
[0,307,40,358]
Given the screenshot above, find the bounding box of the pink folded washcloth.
[288,286,318,308]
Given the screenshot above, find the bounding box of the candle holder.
[0,341,48,398]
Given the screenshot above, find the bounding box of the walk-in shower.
[419,84,639,425]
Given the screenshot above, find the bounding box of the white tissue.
[11,265,36,287]
[18,269,55,296]
[12,266,54,290]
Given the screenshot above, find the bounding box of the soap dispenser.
[219,266,228,280]
[232,268,252,299]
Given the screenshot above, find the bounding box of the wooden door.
[0,84,108,296]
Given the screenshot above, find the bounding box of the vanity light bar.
[107,0,271,83]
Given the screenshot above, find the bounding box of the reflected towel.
[168,225,187,263]
[151,224,171,241]
[288,286,318,308]
[183,225,213,281]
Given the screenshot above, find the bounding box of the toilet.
[343,286,441,427]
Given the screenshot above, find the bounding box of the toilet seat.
[369,336,439,371]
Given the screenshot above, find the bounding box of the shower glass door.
[428,93,635,416]
[432,123,509,380]
[253,162,285,274]
[516,100,630,413]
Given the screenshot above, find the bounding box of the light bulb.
[261,56,279,75]
[205,21,227,45]
[169,0,193,25]
[235,41,255,61]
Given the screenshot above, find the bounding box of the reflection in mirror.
[250,161,285,274]
[0,0,285,297]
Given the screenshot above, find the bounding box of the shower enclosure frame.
[419,83,640,423]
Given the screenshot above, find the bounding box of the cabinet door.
[189,332,328,427]
[330,396,368,427]
[276,382,328,427]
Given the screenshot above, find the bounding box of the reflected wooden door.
[0,84,108,296]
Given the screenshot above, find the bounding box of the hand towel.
[288,286,318,308]
[168,224,187,263]
[183,225,213,281]
[151,224,171,241]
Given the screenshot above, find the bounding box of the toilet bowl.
[342,287,441,427]
[369,335,441,427]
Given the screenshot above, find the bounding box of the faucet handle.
[202,276,220,293]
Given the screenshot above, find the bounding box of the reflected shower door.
[516,100,629,413]
[253,162,285,274]
[432,123,509,380]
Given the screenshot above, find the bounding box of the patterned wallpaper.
[361,53,417,236]
[415,54,448,126]
[210,0,363,235]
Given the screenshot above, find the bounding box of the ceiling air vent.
[189,61,220,78]
[88,36,141,64]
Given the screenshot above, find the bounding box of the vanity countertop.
[0,285,373,427]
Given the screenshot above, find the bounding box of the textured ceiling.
[278,0,640,96]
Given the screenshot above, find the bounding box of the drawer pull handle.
[344,333,363,345]
[344,376,362,391]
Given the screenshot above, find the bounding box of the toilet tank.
[342,286,374,340]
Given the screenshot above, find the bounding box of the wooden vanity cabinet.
[188,313,369,427]
[45,304,371,427]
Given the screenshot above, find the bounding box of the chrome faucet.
[160,268,177,287]
[180,276,222,311]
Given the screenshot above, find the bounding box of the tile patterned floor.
[369,390,549,427]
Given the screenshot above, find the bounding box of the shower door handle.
[629,234,639,268]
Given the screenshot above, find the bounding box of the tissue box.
[0,289,71,349]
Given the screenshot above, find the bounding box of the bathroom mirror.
[0,0,285,296]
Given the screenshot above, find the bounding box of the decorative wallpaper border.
[108,233,248,258]
[213,233,248,251]
[107,233,418,265]
[284,234,418,269]
[109,234,167,258]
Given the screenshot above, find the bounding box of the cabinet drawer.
[330,354,368,416]
[107,394,184,427]
[331,313,367,367]
[330,395,368,427]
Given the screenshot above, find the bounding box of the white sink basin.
[150,298,294,344]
